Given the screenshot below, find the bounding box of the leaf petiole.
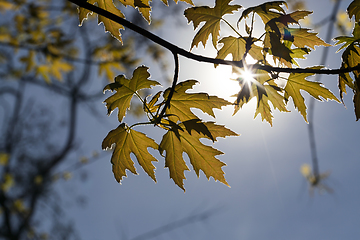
[222,18,242,38]
[129,121,154,129]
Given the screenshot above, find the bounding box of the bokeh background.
[0,0,359,239]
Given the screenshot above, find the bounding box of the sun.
[240,68,255,84]
[233,63,257,86]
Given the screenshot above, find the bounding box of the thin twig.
[157,52,179,122]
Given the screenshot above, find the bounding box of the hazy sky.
[59,0,360,239]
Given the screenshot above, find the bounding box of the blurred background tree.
[0,0,188,238]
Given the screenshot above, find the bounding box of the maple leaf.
[238,1,287,24]
[284,67,340,122]
[289,28,331,50]
[103,66,160,122]
[265,11,312,36]
[338,46,358,102]
[118,0,151,23]
[335,23,360,52]
[267,31,293,63]
[347,0,360,22]
[254,85,289,126]
[184,0,241,49]
[216,36,263,63]
[102,123,158,183]
[78,0,125,43]
[337,43,360,120]
[163,80,231,122]
[159,121,238,190]
[233,70,288,125]
[144,91,162,114]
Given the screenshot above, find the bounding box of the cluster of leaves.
[185,0,341,124]
[78,0,194,43]
[335,0,360,120]
[101,66,237,190]
[75,0,360,190]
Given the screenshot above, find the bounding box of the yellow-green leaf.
[254,85,289,126]
[289,28,331,50]
[348,0,360,22]
[159,121,237,190]
[239,1,287,24]
[233,70,288,125]
[78,0,96,25]
[216,36,263,63]
[118,0,151,23]
[163,80,231,122]
[268,31,293,63]
[339,65,354,102]
[159,129,189,190]
[103,66,160,122]
[102,123,158,183]
[335,23,360,52]
[184,0,241,49]
[144,91,162,114]
[284,67,340,122]
[79,0,125,43]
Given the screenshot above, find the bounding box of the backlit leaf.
[348,0,360,22]
[159,121,237,190]
[216,36,263,63]
[254,85,289,126]
[239,1,287,24]
[233,70,288,125]
[102,123,158,183]
[289,28,331,49]
[159,129,189,190]
[338,43,360,120]
[78,0,125,43]
[144,91,162,114]
[163,80,231,122]
[103,66,160,122]
[284,67,340,122]
[118,0,151,23]
[334,23,360,52]
[184,0,241,49]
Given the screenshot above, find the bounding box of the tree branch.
[67,0,360,75]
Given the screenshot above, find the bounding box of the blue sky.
[57,0,360,239]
